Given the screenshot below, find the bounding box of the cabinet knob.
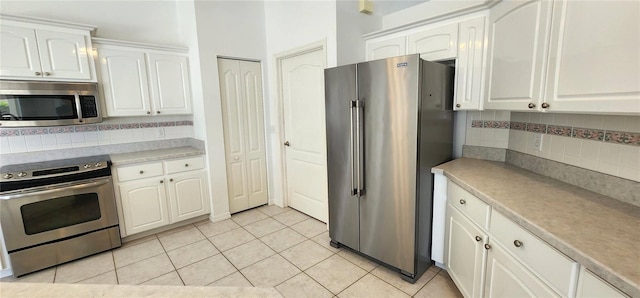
[234,157,239,161]
[284,141,290,146]
[484,243,492,250]
[147,111,151,115]
[455,103,461,108]
[459,199,466,205]
[513,240,523,247]
[160,180,164,183]
[157,111,161,114]
[528,103,536,109]
[35,72,42,76]
[541,102,550,109]
[139,170,144,174]
[44,72,51,76]
[475,236,482,242]
[185,163,189,167]
[169,178,174,182]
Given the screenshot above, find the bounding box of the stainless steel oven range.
[0,156,121,277]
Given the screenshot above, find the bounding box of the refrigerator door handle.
[355,99,364,196]
[350,100,357,196]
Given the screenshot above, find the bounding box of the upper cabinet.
[366,36,407,61]
[365,15,488,111]
[408,23,458,62]
[543,1,640,114]
[0,16,96,82]
[483,0,553,111]
[484,0,640,114]
[94,38,192,117]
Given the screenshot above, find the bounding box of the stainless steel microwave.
[0,81,102,127]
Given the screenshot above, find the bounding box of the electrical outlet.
[532,133,543,151]
[157,127,165,138]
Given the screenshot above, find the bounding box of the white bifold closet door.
[218,58,268,214]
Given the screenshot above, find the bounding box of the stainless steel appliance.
[324,54,454,283]
[0,81,102,127]
[0,156,121,277]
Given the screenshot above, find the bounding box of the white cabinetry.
[114,156,210,237]
[408,23,458,61]
[365,36,407,61]
[543,1,640,114]
[484,0,640,114]
[0,16,96,81]
[365,15,487,110]
[94,38,192,117]
[444,181,579,297]
[483,0,553,111]
[576,267,629,298]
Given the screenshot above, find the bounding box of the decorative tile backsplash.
[0,116,195,154]
[466,111,640,182]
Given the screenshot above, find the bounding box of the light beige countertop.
[0,282,282,297]
[109,146,205,166]
[433,158,640,297]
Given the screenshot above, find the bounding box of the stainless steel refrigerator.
[324,54,454,283]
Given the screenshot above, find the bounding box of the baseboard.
[210,212,231,223]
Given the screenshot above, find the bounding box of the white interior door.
[280,48,328,222]
[218,58,268,214]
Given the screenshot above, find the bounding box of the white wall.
[263,0,337,207]
[0,0,183,46]
[336,0,381,66]
[181,0,268,221]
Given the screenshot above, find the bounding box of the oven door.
[0,177,118,252]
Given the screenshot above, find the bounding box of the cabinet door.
[0,26,42,78]
[36,29,93,80]
[366,36,407,61]
[483,0,553,111]
[119,178,169,235]
[167,170,210,223]
[97,48,151,116]
[576,268,629,298]
[446,204,488,298]
[484,241,560,298]
[408,23,458,61]
[455,17,486,110]
[543,1,640,114]
[147,53,192,115]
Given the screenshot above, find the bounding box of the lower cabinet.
[446,203,488,297]
[114,156,210,237]
[484,241,559,297]
[576,267,628,298]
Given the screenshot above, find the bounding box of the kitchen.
[0,0,638,297]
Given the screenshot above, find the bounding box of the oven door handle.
[0,178,111,200]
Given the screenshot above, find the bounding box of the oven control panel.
[1,160,109,182]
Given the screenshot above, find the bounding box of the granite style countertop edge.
[433,158,640,297]
[109,146,205,166]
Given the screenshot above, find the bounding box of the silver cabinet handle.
[139,170,144,174]
[514,240,523,247]
[185,164,189,167]
[475,236,481,242]
[541,102,550,109]
[460,199,466,205]
[455,103,461,108]
[484,243,492,250]
[35,72,42,76]
[284,141,290,146]
[160,180,163,183]
[44,72,51,76]
[147,111,151,115]
[528,103,536,109]
[169,178,174,182]
[157,111,161,114]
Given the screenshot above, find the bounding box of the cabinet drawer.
[490,211,577,296]
[165,156,204,174]
[448,182,490,229]
[116,162,163,182]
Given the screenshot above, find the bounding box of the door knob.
[284,141,290,146]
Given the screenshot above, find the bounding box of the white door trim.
[274,39,327,208]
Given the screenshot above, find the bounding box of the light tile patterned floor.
[2,205,463,297]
